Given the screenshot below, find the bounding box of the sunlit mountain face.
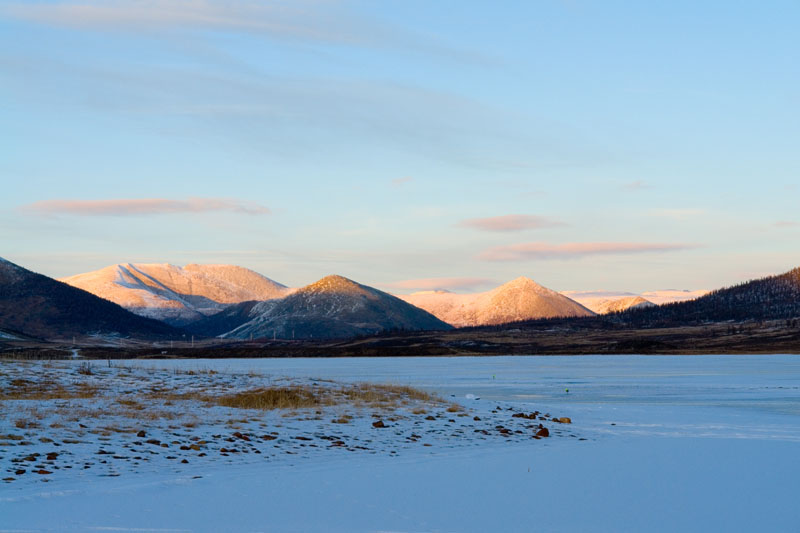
[60,263,292,326]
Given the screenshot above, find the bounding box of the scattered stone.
[372,420,387,428]
[535,427,550,438]
[136,430,146,438]
[34,469,52,475]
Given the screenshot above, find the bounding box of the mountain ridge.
[60,263,291,326]
[398,276,594,327]
[192,274,453,339]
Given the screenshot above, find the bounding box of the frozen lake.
[3,354,800,532]
[131,354,800,442]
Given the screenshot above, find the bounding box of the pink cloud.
[479,242,696,261]
[382,277,493,292]
[24,197,270,216]
[459,214,564,232]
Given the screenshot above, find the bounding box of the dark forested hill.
[614,267,800,327]
[0,257,182,340]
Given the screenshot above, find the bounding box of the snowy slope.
[398,276,594,327]
[563,289,708,312]
[221,275,452,339]
[60,263,291,326]
[594,295,655,314]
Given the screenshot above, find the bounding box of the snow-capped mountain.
[198,275,452,339]
[0,257,178,340]
[593,296,655,314]
[60,263,291,326]
[639,289,711,305]
[562,289,708,312]
[398,276,594,327]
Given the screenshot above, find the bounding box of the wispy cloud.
[382,277,493,292]
[649,208,705,220]
[459,214,565,232]
[0,0,494,65]
[23,197,270,216]
[391,176,413,187]
[774,221,799,228]
[479,242,696,261]
[2,1,373,42]
[622,180,651,191]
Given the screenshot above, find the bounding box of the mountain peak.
[500,276,542,289]
[60,262,290,326]
[305,275,366,294]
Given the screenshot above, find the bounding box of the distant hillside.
[0,257,180,340]
[60,263,290,326]
[194,275,452,339]
[616,268,800,326]
[592,296,655,314]
[562,289,707,310]
[399,277,594,327]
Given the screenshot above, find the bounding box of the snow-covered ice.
[2,355,799,532]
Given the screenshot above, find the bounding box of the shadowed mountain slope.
[192,275,452,340]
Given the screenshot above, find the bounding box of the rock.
[473,416,481,421]
[535,427,550,438]
[14,469,25,475]
[145,439,161,446]
[136,430,146,438]
[556,417,571,424]
[372,420,387,428]
[35,469,52,475]
[425,415,436,421]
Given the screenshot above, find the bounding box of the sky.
[1,0,798,294]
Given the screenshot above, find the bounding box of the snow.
[2,355,799,532]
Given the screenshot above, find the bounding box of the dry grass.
[1,379,102,400]
[215,386,323,410]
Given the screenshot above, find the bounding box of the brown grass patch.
[216,386,323,410]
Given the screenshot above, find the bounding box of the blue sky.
[1,0,798,293]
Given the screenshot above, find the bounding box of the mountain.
[195,275,452,339]
[560,291,655,314]
[60,263,291,326]
[398,277,594,327]
[0,257,180,340]
[562,289,708,312]
[639,289,710,306]
[617,267,800,326]
[593,296,655,314]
